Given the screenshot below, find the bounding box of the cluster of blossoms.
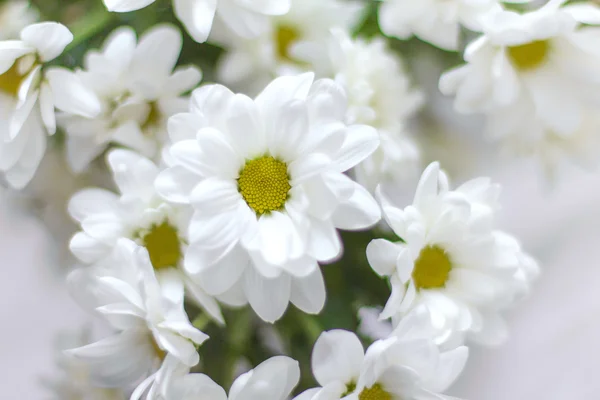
[10,0,600,398]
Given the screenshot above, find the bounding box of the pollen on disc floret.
[359,384,392,400]
[238,155,291,215]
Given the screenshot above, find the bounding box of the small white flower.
[165,356,300,400]
[104,0,291,43]
[68,148,223,322]
[295,308,468,400]
[328,29,423,192]
[67,239,208,399]
[42,327,126,400]
[378,0,526,51]
[156,73,381,322]
[60,25,201,172]
[214,0,364,94]
[0,1,38,40]
[0,22,101,188]
[366,162,539,345]
[439,0,600,174]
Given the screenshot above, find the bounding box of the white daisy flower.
[165,356,300,400]
[68,148,223,322]
[156,73,381,322]
[42,327,127,400]
[295,308,468,400]
[328,29,423,192]
[378,0,528,51]
[214,0,364,94]
[60,25,201,173]
[0,1,38,40]
[103,0,291,43]
[439,0,600,174]
[366,162,538,345]
[67,239,208,399]
[0,22,101,188]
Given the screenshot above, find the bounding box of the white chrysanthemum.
[329,29,423,192]
[67,239,208,399]
[156,73,381,322]
[68,148,223,322]
[42,327,127,400]
[104,0,291,43]
[366,162,539,345]
[439,0,600,174]
[214,0,364,94]
[59,25,201,173]
[165,356,299,400]
[378,0,528,51]
[0,1,38,40]
[0,22,101,188]
[295,308,468,400]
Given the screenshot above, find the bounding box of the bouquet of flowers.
[3,0,597,398]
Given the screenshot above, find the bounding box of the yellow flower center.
[0,61,29,97]
[150,336,167,361]
[141,101,161,132]
[342,381,357,397]
[142,221,182,270]
[238,155,291,215]
[275,24,300,62]
[359,384,392,400]
[507,40,550,71]
[412,245,452,290]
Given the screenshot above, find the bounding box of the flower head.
[439,0,600,174]
[157,73,382,322]
[328,29,423,191]
[367,162,539,345]
[104,0,291,43]
[215,0,364,94]
[67,239,208,397]
[60,25,201,172]
[68,148,223,322]
[297,308,468,400]
[0,22,100,188]
[165,356,300,400]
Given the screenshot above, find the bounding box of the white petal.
[290,268,326,315]
[332,182,381,230]
[0,41,33,75]
[307,218,341,262]
[184,277,225,324]
[104,0,156,11]
[366,239,400,277]
[414,162,441,208]
[20,22,72,61]
[255,73,314,123]
[69,231,111,263]
[289,153,331,185]
[168,373,227,400]
[166,65,203,95]
[312,330,364,387]
[155,165,199,204]
[46,67,101,117]
[107,148,158,198]
[168,112,205,143]
[243,267,291,323]
[67,330,154,388]
[226,93,264,157]
[427,346,468,392]
[189,177,240,214]
[173,0,217,43]
[68,188,120,222]
[39,83,55,135]
[332,125,379,172]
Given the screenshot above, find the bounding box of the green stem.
[65,6,114,52]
